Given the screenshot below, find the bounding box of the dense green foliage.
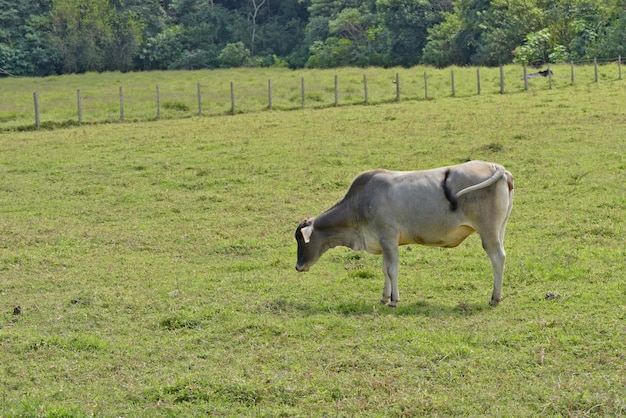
[1,0,626,75]
[0,70,624,415]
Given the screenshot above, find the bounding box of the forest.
[1,0,626,76]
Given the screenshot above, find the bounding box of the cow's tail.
[443,164,511,211]
[455,165,505,199]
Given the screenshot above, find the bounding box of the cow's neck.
[315,203,363,251]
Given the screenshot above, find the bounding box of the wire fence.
[1,59,624,131]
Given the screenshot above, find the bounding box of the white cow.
[295,161,514,307]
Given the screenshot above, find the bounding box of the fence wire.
[0,60,623,131]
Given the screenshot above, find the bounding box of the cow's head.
[295,218,323,272]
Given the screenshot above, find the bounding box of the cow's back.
[351,168,459,230]
[349,162,508,247]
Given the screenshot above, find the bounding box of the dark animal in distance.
[521,68,553,80]
[295,161,514,307]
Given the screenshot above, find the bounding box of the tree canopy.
[1,0,625,76]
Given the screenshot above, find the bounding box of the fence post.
[395,72,400,101]
[424,72,428,99]
[33,92,40,129]
[363,74,368,105]
[230,81,235,115]
[301,77,305,107]
[594,58,599,82]
[548,63,552,89]
[197,83,202,115]
[119,86,124,122]
[77,89,82,125]
[156,85,160,119]
[499,66,505,94]
[571,61,575,84]
[451,69,455,97]
[268,79,272,110]
[334,75,338,106]
[476,68,481,95]
[523,64,528,90]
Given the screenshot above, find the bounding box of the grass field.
[0,69,625,416]
[1,62,623,129]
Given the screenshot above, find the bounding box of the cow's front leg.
[381,243,400,307]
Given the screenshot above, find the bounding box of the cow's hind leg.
[481,233,506,306]
[380,242,400,307]
[380,277,391,305]
[480,181,513,306]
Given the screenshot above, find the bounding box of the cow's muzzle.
[295,264,309,272]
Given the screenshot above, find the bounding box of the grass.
[0,63,623,129]
[0,71,625,416]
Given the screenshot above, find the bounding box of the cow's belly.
[401,225,475,248]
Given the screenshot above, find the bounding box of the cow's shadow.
[265,298,488,318]
[337,300,487,317]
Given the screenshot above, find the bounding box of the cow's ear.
[301,225,313,243]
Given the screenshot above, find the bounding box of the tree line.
[1,0,626,77]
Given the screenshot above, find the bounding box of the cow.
[295,160,514,307]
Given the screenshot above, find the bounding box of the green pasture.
[0,63,623,129]
[0,71,625,416]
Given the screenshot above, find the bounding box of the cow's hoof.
[489,298,501,306]
[388,302,398,308]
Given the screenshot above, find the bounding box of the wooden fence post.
[523,64,528,90]
[476,68,481,95]
[499,66,505,94]
[301,77,305,107]
[594,58,598,82]
[451,69,455,97]
[395,73,400,101]
[548,63,552,89]
[268,79,272,110]
[197,83,202,115]
[230,82,235,115]
[77,89,82,125]
[119,86,124,122]
[334,75,338,106]
[156,85,160,119]
[424,72,428,99]
[571,61,575,84]
[363,74,368,105]
[33,92,40,129]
